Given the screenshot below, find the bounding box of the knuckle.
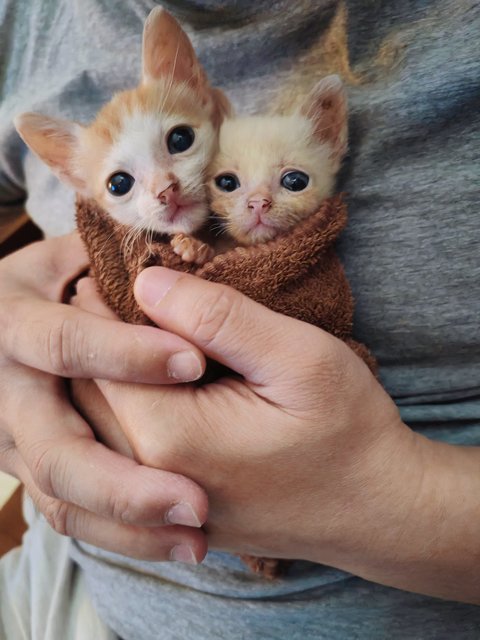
[131,433,168,470]
[29,444,56,497]
[42,498,71,537]
[46,315,85,376]
[108,488,140,524]
[0,296,22,363]
[319,336,347,370]
[129,417,178,470]
[100,464,164,524]
[189,285,240,349]
[111,484,160,525]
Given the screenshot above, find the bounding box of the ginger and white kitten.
[209,75,347,247]
[14,7,229,262]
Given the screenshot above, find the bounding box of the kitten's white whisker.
[212,226,229,238]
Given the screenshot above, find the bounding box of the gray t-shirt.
[1,1,479,638]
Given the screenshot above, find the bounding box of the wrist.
[311,422,480,603]
[305,414,423,568]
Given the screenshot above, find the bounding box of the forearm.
[77,266,480,602]
[319,426,480,604]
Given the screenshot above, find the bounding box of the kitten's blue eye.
[167,126,195,154]
[281,171,309,192]
[107,172,135,196]
[215,173,240,192]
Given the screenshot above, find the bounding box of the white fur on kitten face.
[210,115,336,244]
[209,75,347,246]
[82,106,217,235]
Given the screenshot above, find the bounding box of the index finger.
[1,297,205,384]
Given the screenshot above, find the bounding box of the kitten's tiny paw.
[171,234,213,265]
[170,233,186,251]
[171,234,195,261]
[240,555,283,579]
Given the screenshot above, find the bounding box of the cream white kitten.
[209,75,347,247]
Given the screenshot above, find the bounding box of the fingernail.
[170,544,198,565]
[167,351,203,382]
[136,267,182,307]
[166,502,202,527]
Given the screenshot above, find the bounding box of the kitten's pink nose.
[158,182,179,205]
[247,197,271,218]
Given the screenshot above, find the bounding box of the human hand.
[85,268,415,561]
[84,266,480,603]
[0,236,209,563]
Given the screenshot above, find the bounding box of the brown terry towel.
[76,193,374,371]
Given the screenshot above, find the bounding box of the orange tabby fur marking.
[15,8,229,264]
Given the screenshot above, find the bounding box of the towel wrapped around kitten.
[75,192,372,358]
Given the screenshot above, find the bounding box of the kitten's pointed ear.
[142,7,208,89]
[14,113,87,191]
[301,75,348,166]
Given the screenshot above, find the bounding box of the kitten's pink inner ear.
[142,7,207,89]
[302,75,348,163]
[14,113,86,191]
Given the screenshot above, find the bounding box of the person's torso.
[2,1,479,637]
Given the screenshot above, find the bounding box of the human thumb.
[134,266,318,385]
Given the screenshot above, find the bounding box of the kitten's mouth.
[242,219,279,244]
[245,214,278,236]
[155,199,205,234]
[165,203,181,222]
[166,200,198,222]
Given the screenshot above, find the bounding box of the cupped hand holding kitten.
[0,234,210,562]
[72,267,480,604]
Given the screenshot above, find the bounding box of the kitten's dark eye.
[167,126,195,154]
[215,173,240,192]
[107,172,135,196]
[281,171,309,192]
